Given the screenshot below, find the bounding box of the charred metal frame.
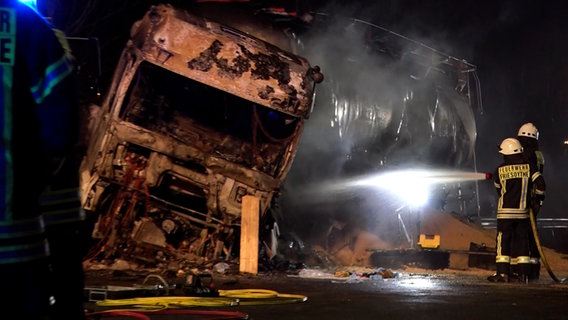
[80,4,322,266]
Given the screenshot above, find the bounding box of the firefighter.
[517,123,544,172]
[487,138,546,283]
[0,1,85,318]
[516,122,545,282]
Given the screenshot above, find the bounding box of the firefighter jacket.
[493,153,545,219]
[0,1,78,264]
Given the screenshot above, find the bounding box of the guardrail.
[479,218,568,229]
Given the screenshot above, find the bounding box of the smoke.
[284,2,482,183]
[278,1,486,252]
[278,1,568,256]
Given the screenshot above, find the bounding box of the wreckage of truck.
[80,4,323,267]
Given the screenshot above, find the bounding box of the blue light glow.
[19,0,37,10]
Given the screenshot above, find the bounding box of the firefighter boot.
[488,263,509,283]
[487,273,508,283]
[529,262,541,282]
[508,264,520,282]
[518,274,529,284]
[515,264,530,284]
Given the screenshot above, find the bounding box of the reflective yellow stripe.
[516,256,531,264]
[497,213,529,219]
[496,255,510,264]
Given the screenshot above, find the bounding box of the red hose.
[85,310,150,319]
[85,309,249,319]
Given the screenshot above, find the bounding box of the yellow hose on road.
[96,296,239,309]
[529,209,565,283]
[219,289,308,305]
[218,289,280,298]
[95,289,308,309]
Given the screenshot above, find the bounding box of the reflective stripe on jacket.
[0,215,49,264]
[494,156,546,219]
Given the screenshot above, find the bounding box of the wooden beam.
[239,195,260,275]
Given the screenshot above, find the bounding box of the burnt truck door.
[80,4,322,264]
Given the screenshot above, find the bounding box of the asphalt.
[83,268,568,320]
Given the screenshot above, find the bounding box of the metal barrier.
[479,218,568,229]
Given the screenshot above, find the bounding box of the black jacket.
[493,153,545,219]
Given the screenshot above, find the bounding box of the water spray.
[346,169,492,207]
[352,169,492,187]
[294,169,492,209]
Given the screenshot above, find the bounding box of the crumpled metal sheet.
[131,4,317,118]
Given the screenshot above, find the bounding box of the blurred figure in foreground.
[516,122,544,281]
[487,138,546,283]
[0,1,86,318]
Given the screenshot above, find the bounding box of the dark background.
[37,0,568,250]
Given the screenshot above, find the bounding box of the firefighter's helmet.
[499,138,523,155]
[518,122,539,140]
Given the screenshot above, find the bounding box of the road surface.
[83,267,568,320]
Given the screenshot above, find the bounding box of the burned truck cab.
[80,4,322,264]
